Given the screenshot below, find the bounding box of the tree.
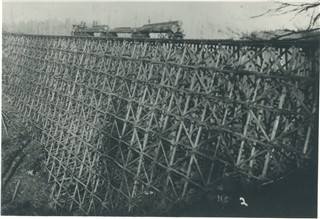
[247,1,320,40]
[253,1,320,30]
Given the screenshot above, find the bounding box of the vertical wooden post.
[262,87,286,177]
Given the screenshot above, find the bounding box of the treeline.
[3,18,74,35]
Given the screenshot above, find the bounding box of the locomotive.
[71,21,110,37]
[71,20,184,39]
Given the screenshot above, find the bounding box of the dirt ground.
[1,97,54,215]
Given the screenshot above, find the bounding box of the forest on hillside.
[3,18,73,36]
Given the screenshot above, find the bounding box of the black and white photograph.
[1,0,319,217]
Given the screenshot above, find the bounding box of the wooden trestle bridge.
[2,33,319,215]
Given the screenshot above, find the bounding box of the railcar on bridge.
[71,20,185,39]
[71,21,110,37]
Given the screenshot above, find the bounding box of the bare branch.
[251,1,320,29]
[272,28,320,40]
[313,13,320,26]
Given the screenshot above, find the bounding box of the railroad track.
[3,32,319,48]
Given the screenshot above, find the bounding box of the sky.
[2,1,317,39]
